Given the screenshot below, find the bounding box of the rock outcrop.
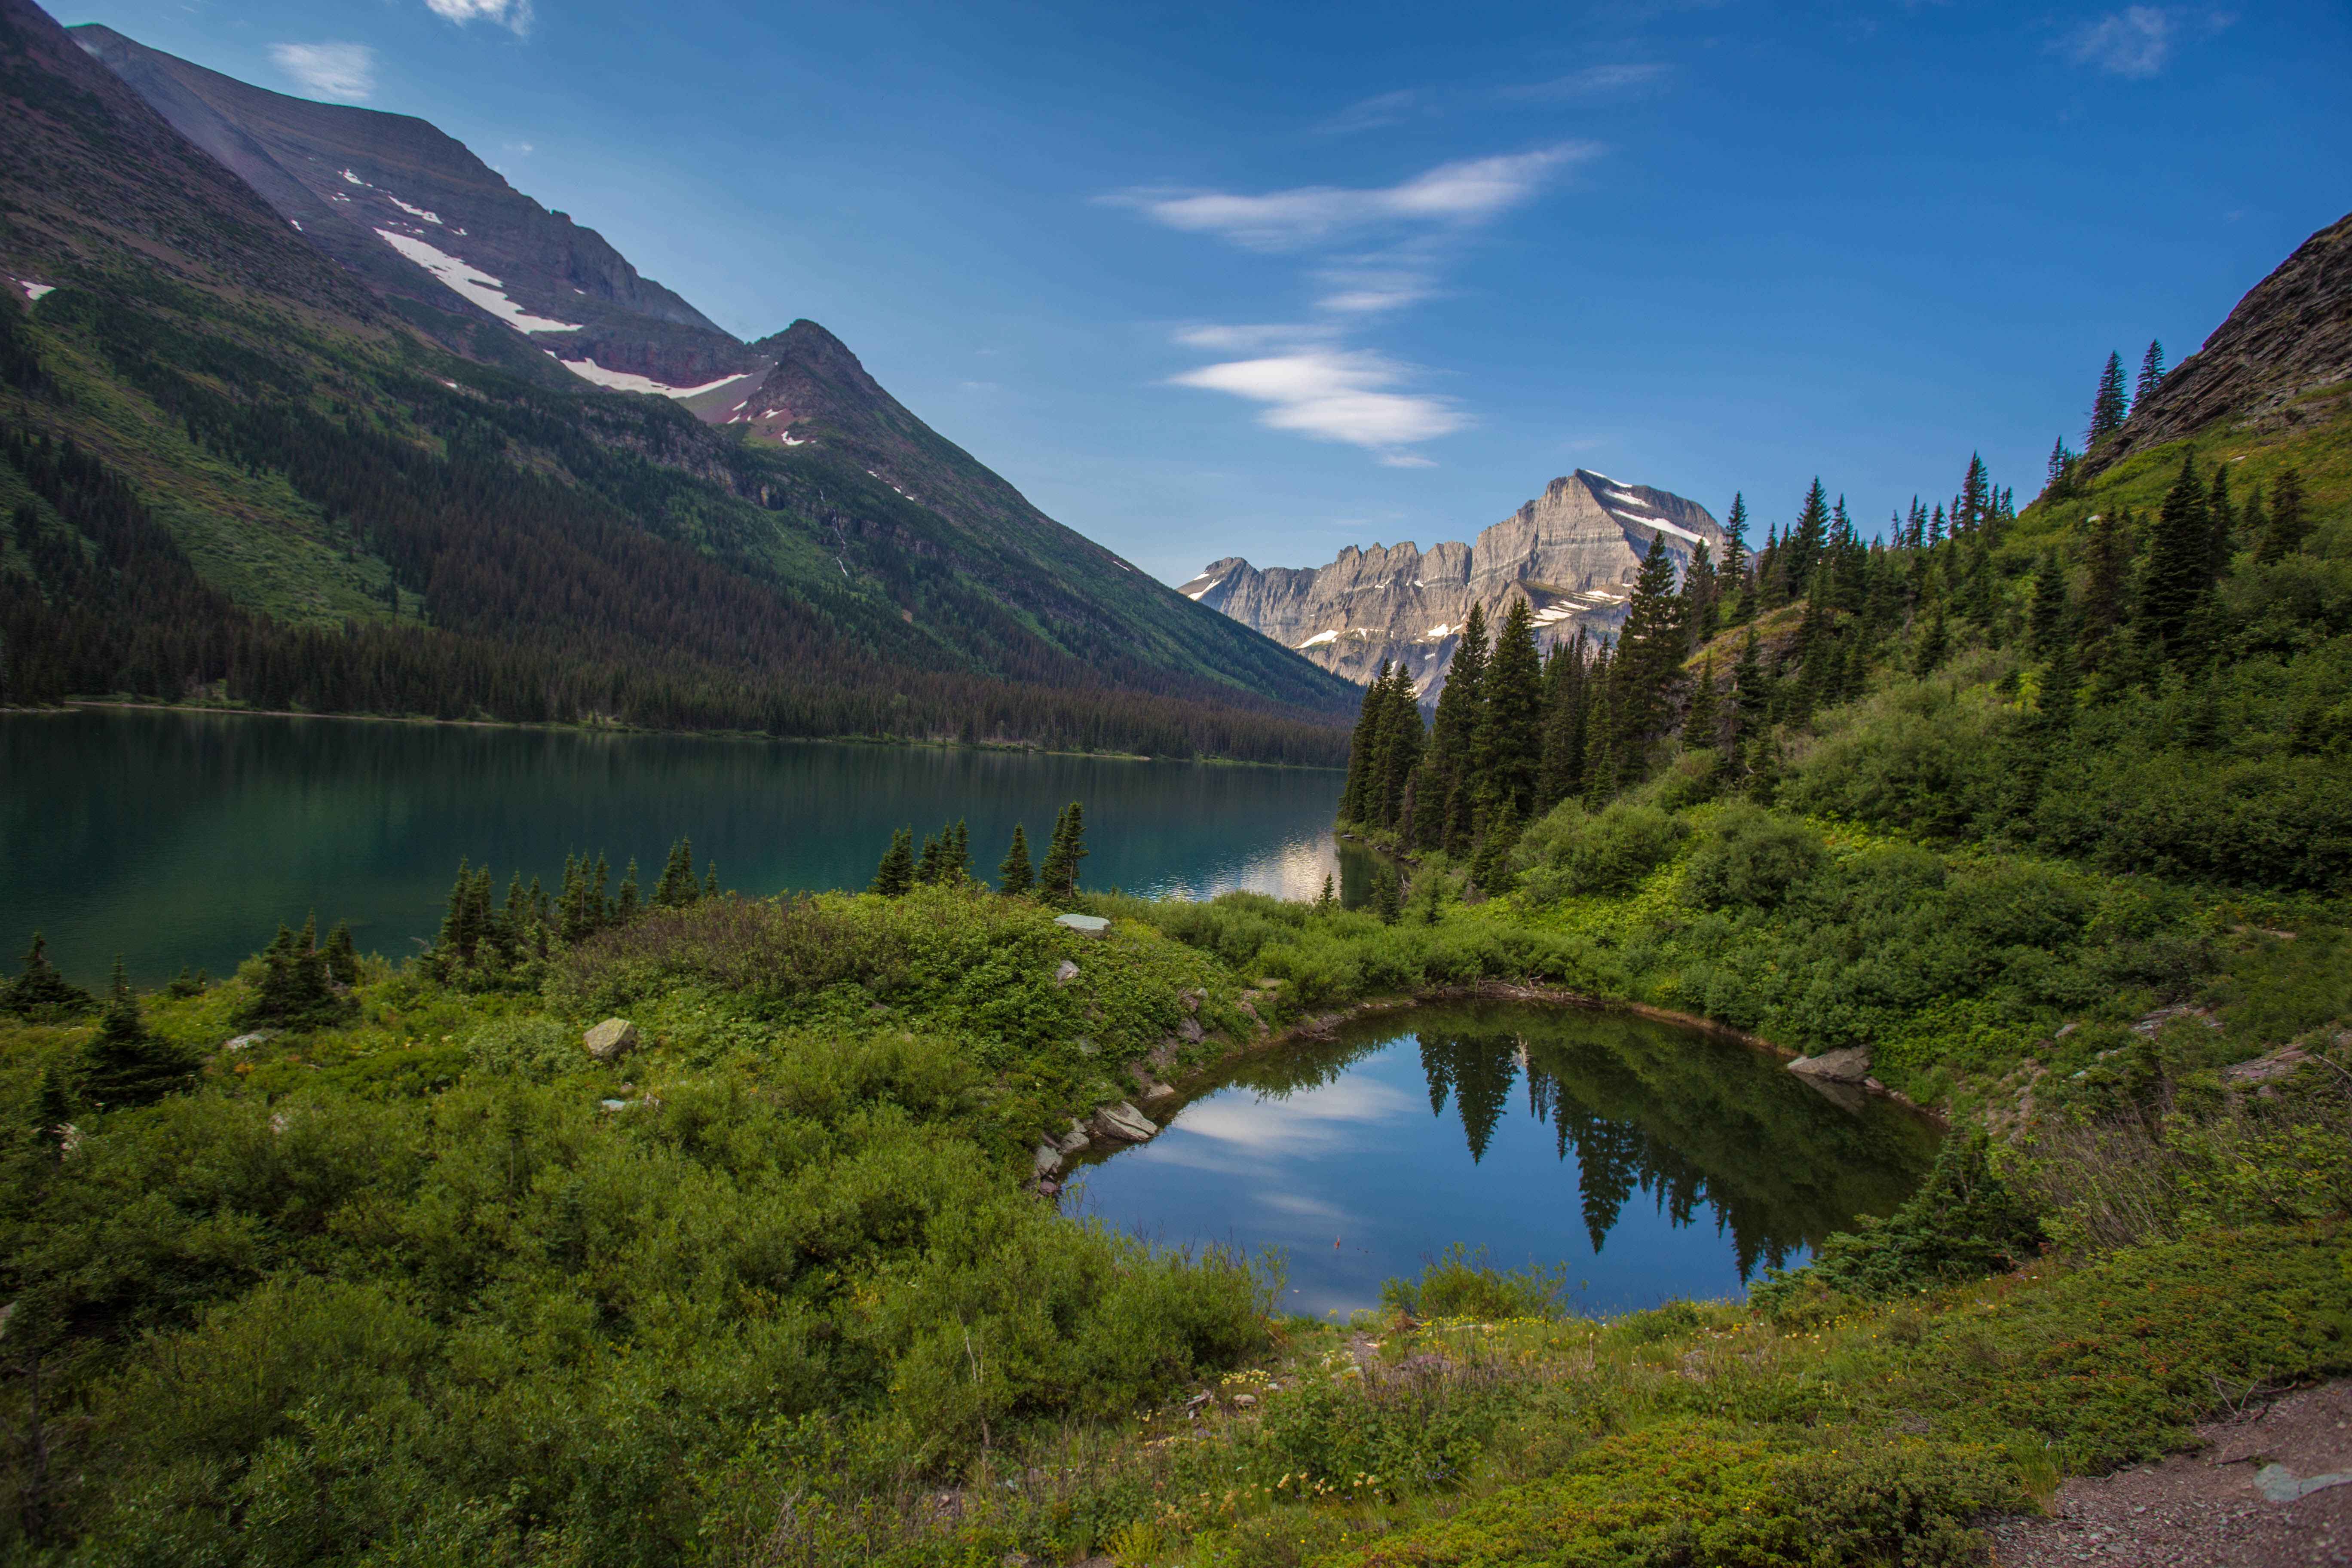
[1181,471,1723,698]
[2088,210,2352,474]
[582,1018,639,1063]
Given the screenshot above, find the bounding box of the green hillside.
[0,0,1354,762]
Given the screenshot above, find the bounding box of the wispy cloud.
[1112,147,1591,253]
[2062,8,2177,77]
[1168,346,1467,450]
[1123,148,1592,461]
[1316,88,1429,135]
[425,0,534,37]
[1500,62,1671,101]
[268,42,374,102]
[1378,452,1438,469]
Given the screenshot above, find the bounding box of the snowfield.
[374,230,582,334]
[555,358,747,398]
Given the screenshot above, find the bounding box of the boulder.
[1054,1121,1092,1155]
[1177,1016,1206,1044]
[1053,913,1109,937]
[1091,1101,1158,1142]
[1054,959,1081,985]
[1788,1045,1871,1084]
[1178,988,1204,1016]
[583,1018,640,1063]
[1033,1142,1061,1178]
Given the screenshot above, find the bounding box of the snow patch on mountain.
[386,194,443,225]
[374,230,581,333]
[13,279,55,303]
[1295,630,1340,649]
[556,358,746,398]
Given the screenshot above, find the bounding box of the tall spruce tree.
[2028,553,2070,661]
[654,839,698,907]
[870,828,915,896]
[82,958,195,1110]
[1419,603,1490,852]
[1959,455,1993,535]
[1785,481,1831,597]
[2078,506,2131,658]
[1684,652,1721,751]
[1369,664,1424,830]
[2133,340,2165,408]
[1536,631,1589,808]
[2257,469,2307,562]
[1720,493,1749,620]
[2141,453,2213,658]
[1038,802,1088,900]
[1604,534,1688,784]
[3,932,95,1021]
[1681,539,1719,641]
[997,825,1034,895]
[2089,352,2129,444]
[1338,661,1391,826]
[1474,598,1546,825]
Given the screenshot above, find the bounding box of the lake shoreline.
[1,700,1346,772]
[1224,980,1948,1127]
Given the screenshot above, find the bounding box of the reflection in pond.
[1066,1002,1939,1319]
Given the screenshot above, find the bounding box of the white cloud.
[1169,348,1467,449]
[268,42,374,101]
[1501,62,1671,100]
[2064,8,2175,76]
[1114,146,1592,252]
[1316,88,1427,135]
[425,0,534,37]
[1172,322,1334,353]
[1378,453,1438,469]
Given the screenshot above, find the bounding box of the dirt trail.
[1988,1380,2352,1566]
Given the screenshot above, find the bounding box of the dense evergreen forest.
[1340,360,2348,893]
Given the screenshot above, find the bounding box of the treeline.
[1342,443,2344,891]
[0,419,1344,763]
[0,295,1347,765]
[868,803,1088,901]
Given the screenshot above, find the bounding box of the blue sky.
[57,0,2352,582]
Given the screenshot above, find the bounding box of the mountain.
[71,24,764,396]
[2089,210,2352,474]
[0,0,1356,761]
[1182,470,1723,697]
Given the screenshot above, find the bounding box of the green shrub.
[1513,800,1689,901]
[1381,1244,1568,1322]
[1681,805,1826,910]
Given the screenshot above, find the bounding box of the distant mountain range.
[1182,470,1724,698]
[0,0,1357,760]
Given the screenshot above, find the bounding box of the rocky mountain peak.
[1186,470,1723,698]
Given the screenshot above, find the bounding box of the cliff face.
[1181,470,1722,697]
[2090,210,2352,474]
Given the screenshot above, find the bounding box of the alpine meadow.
[4,2,2351,1566]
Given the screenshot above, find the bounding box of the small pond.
[1064,1001,1941,1319]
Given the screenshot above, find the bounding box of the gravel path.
[1988,1380,2352,1566]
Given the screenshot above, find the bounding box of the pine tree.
[1536,631,1589,808]
[2078,506,2131,657]
[1721,493,1749,584]
[1928,503,1946,547]
[1474,597,1546,825]
[1959,454,1993,534]
[2,932,96,1021]
[1338,661,1390,826]
[322,921,358,985]
[2257,469,2307,562]
[914,829,945,886]
[1038,802,1089,901]
[703,863,720,899]
[82,958,195,1110]
[1314,874,1336,913]
[243,913,350,1029]
[2089,352,2128,444]
[1419,603,1490,852]
[616,860,641,922]
[1785,480,1831,596]
[2028,553,2070,661]
[1911,610,1949,677]
[1580,645,1617,803]
[997,824,1034,895]
[1605,533,1688,783]
[947,820,970,885]
[1731,627,1769,753]
[2141,453,2212,658]
[2133,340,2165,408]
[2045,438,2077,496]
[1369,664,1424,830]
[1684,652,1721,750]
[870,828,915,896]
[654,839,697,907]
[1469,799,1519,892]
[2205,462,2238,577]
[591,855,612,927]
[1681,539,1719,642]
[1371,863,1402,924]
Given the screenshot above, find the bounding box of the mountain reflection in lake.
[1065,1001,1939,1319]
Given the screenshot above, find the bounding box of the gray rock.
[222,1031,271,1053]
[1033,1142,1061,1178]
[2254,1463,2352,1503]
[1054,1121,1092,1155]
[1054,959,1081,985]
[583,1018,640,1063]
[1054,913,1109,936]
[1178,988,1204,1016]
[1788,1045,1871,1084]
[1180,470,1723,700]
[1091,1101,1158,1142]
[1177,1016,1206,1044]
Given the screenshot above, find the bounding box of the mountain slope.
[2089,210,2352,475]
[1185,470,1723,696]
[0,0,1354,760]
[71,24,762,395]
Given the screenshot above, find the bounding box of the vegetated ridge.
[0,0,1357,762]
[1183,467,1724,698]
[1,31,2346,1565]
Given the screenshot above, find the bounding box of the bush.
[1681,805,1827,910]
[1381,1244,1568,1322]
[1513,800,1688,901]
